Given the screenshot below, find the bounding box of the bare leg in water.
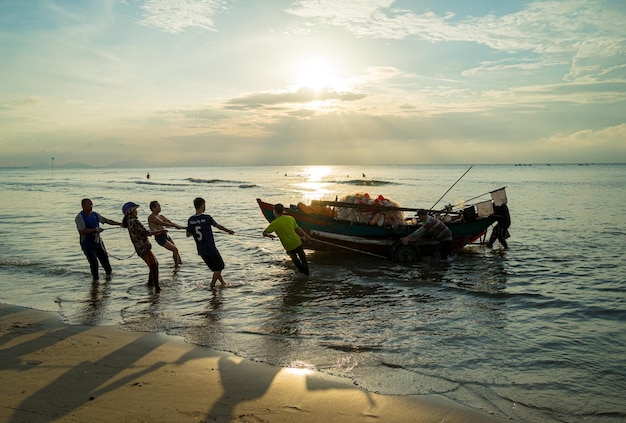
[141,251,160,291]
[162,238,182,266]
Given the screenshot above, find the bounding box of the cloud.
[544,123,626,149]
[224,87,367,110]
[138,0,228,33]
[462,58,566,77]
[287,0,626,82]
[287,0,453,41]
[0,97,46,113]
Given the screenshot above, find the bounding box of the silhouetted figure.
[122,202,160,291]
[263,203,311,275]
[487,203,511,249]
[75,198,121,280]
[187,197,234,289]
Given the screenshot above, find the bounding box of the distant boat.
[257,188,506,262]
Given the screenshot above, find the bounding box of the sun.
[293,57,348,92]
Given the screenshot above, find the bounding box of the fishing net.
[335,193,405,226]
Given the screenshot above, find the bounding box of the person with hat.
[75,198,121,280]
[122,202,160,291]
[401,209,453,260]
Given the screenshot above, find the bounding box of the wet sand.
[0,303,510,422]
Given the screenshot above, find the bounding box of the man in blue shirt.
[75,198,120,280]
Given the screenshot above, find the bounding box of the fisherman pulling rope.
[77,197,390,285]
[75,198,122,280]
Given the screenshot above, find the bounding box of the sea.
[0,164,624,423]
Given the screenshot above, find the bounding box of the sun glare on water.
[296,166,334,203]
[306,165,332,182]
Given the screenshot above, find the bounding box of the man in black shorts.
[148,201,184,266]
[186,197,234,289]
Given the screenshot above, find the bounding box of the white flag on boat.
[476,200,494,217]
[490,188,507,206]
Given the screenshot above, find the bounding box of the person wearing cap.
[186,197,234,289]
[148,200,184,266]
[75,198,121,280]
[121,202,160,291]
[401,209,453,260]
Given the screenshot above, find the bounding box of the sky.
[1,0,625,167]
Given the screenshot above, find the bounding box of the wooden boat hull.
[257,199,496,261]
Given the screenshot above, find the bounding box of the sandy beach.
[0,303,511,423]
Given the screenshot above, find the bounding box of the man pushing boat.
[401,209,453,260]
[263,203,312,276]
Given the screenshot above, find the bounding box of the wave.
[132,181,189,187]
[323,343,382,353]
[334,179,397,186]
[0,258,83,280]
[185,178,258,188]
[186,178,254,187]
[0,259,36,267]
[122,179,257,188]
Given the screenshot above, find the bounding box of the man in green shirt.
[263,203,311,276]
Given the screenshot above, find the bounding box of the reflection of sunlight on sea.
[294,181,333,203]
[294,165,335,203]
[304,165,332,181]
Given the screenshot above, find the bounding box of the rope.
[214,231,275,240]
[237,233,275,240]
[99,235,136,261]
[461,186,508,205]
[312,239,388,259]
[216,230,384,258]
[222,230,384,257]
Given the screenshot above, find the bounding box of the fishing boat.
[256,187,507,262]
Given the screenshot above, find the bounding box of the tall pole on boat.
[429,165,472,211]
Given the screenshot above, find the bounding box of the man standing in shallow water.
[148,201,184,266]
[122,202,160,291]
[486,202,511,249]
[75,198,121,281]
[186,197,234,289]
[263,203,311,276]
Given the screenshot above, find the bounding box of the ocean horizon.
[5,161,626,172]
